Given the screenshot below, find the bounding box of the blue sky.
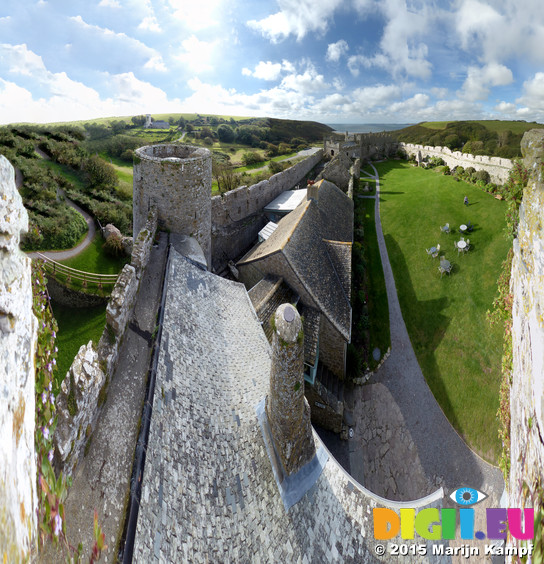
[0,0,543,125]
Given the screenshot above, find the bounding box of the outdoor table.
[457,240,467,249]
[429,246,437,253]
[440,259,451,269]
[460,224,467,232]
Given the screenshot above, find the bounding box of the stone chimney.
[267,303,315,476]
[306,180,319,202]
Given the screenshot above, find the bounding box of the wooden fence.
[35,253,119,293]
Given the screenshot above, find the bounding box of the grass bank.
[376,160,510,462]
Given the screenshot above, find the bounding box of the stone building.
[132,248,443,562]
[237,179,353,432]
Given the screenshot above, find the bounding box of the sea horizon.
[325,123,413,133]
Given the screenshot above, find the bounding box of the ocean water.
[326,123,412,134]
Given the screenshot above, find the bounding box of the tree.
[82,155,118,188]
[177,116,186,129]
[217,124,235,143]
[212,159,241,193]
[131,115,146,127]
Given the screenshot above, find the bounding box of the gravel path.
[348,162,504,507]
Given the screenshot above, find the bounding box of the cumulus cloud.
[175,35,218,73]
[168,0,226,31]
[243,60,295,81]
[455,0,544,65]
[460,63,513,101]
[517,73,544,111]
[0,43,46,75]
[326,40,349,62]
[98,0,121,7]
[346,0,433,79]
[138,16,161,32]
[247,0,344,42]
[69,15,166,71]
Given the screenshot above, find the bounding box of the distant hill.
[394,120,544,158]
[265,118,333,144]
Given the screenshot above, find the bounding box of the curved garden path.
[16,155,97,261]
[348,163,504,509]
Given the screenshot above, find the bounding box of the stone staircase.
[315,363,344,406]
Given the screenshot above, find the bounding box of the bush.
[103,233,124,258]
[473,169,490,184]
[346,344,362,379]
[241,151,265,166]
[269,160,287,174]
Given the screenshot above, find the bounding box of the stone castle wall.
[509,130,544,518]
[211,150,323,270]
[54,211,158,476]
[401,143,513,184]
[133,144,212,265]
[0,155,37,559]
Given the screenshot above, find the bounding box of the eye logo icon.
[450,486,487,506]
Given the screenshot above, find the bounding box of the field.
[376,160,510,462]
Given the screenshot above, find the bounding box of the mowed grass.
[376,160,510,463]
[360,197,390,360]
[59,232,129,274]
[51,302,106,386]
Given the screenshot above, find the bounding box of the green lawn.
[51,302,106,386]
[59,232,129,274]
[376,160,510,462]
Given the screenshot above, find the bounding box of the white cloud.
[247,0,344,42]
[280,65,329,94]
[517,73,544,112]
[0,43,46,76]
[99,0,121,7]
[168,0,226,31]
[326,40,349,62]
[70,15,165,70]
[460,63,513,101]
[175,36,218,73]
[138,16,161,33]
[242,60,295,81]
[455,0,544,65]
[346,0,434,79]
[494,101,517,114]
[431,87,449,99]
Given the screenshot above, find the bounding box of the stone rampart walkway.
[350,163,504,507]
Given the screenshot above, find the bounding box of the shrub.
[241,151,265,166]
[473,169,490,184]
[103,233,124,258]
[269,160,287,174]
[346,344,362,379]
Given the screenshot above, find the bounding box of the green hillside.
[395,120,544,158]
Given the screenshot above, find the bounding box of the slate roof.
[315,180,354,243]
[133,249,442,562]
[238,193,352,341]
[323,240,352,301]
[300,305,321,367]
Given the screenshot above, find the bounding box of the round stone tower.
[267,303,315,476]
[133,144,212,266]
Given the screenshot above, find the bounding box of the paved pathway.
[347,163,504,509]
[25,190,96,261]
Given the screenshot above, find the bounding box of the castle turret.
[133,144,212,266]
[267,303,315,475]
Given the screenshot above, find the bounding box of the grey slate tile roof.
[300,305,321,367]
[133,249,444,562]
[314,180,354,243]
[323,240,352,301]
[238,198,351,341]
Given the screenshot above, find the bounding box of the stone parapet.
[401,143,513,184]
[131,207,158,278]
[0,155,37,559]
[54,342,107,476]
[509,129,544,515]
